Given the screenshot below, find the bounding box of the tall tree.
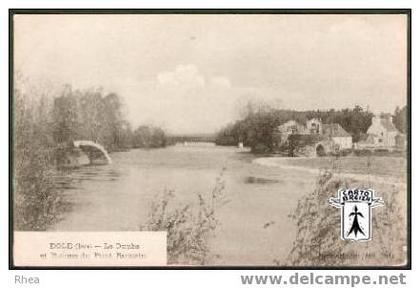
[51,85,80,144]
[393,106,407,133]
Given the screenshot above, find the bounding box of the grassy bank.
[282,156,406,180]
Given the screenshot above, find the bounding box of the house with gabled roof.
[275,120,306,146]
[322,123,353,149]
[365,115,399,148]
[278,120,306,135]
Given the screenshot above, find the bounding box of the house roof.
[277,120,305,130]
[358,133,376,144]
[281,119,306,125]
[280,120,298,126]
[322,123,351,137]
[379,118,398,132]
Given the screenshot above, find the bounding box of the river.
[52,143,316,265]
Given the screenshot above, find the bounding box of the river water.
[53,143,316,265]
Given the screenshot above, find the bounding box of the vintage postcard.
[10,10,410,268]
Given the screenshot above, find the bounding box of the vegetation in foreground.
[284,168,406,266]
[141,169,228,265]
[14,78,65,230]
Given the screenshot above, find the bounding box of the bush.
[14,146,67,230]
[141,169,228,265]
[132,126,167,148]
[353,149,373,156]
[13,82,68,230]
[285,170,347,265]
[284,170,406,266]
[336,149,353,157]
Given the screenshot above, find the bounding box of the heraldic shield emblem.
[329,188,384,241]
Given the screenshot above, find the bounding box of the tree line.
[50,85,167,151]
[215,104,407,153]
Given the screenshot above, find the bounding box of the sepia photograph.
[10,10,410,268]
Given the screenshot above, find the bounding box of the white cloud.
[157,64,205,89]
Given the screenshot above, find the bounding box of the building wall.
[378,131,397,147]
[367,117,397,148]
[306,118,322,134]
[332,137,352,149]
[366,118,383,136]
[367,127,397,147]
[278,120,305,134]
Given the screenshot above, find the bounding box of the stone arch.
[316,144,326,157]
[73,140,112,164]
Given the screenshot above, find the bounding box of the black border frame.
[9,8,412,270]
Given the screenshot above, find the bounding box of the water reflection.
[54,165,121,185]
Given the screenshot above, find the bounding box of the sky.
[14,14,408,134]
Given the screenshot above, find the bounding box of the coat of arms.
[329,188,384,241]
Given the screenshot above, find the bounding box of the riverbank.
[253,156,407,186]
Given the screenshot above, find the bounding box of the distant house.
[356,133,376,149]
[277,119,322,136]
[276,120,306,145]
[322,123,353,149]
[306,118,322,134]
[275,118,352,155]
[365,115,399,148]
[278,120,305,135]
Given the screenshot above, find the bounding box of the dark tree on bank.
[14,77,63,230]
[393,106,407,133]
[50,86,133,152]
[132,126,167,148]
[52,85,80,144]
